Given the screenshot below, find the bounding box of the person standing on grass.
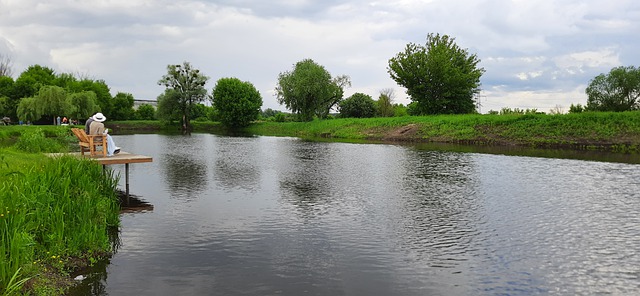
[89,113,121,156]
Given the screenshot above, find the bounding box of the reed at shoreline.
[0,128,120,295]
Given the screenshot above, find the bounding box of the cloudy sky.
[1,0,638,113]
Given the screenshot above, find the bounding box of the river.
[69,133,640,295]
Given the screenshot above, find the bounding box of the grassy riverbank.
[110,111,640,152]
[0,126,120,295]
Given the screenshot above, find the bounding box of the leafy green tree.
[0,96,9,116]
[586,66,640,111]
[388,33,485,115]
[276,59,350,121]
[16,97,41,123]
[190,103,211,121]
[158,61,209,130]
[9,65,56,119]
[0,76,12,117]
[136,104,156,120]
[569,103,585,113]
[110,92,135,120]
[261,108,278,119]
[54,72,78,90]
[156,89,182,124]
[76,79,113,116]
[212,77,263,128]
[339,92,377,118]
[0,76,14,98]
[36,85,72,124]
[68,91,100,122]
[377,88,395,117]
[14,65,56,99]
[393,103,408,117]
[406,101,420,116]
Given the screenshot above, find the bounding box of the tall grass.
[0,126,121,295]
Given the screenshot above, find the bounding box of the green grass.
[108,112,640,152]
[245,112,640,151]
[0,126,121,295]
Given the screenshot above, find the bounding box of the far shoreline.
[106,111,640,154]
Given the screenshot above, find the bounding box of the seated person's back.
[89,120,105,135]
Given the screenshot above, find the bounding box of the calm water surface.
[70,134,640,295]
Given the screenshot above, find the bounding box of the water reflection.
[162,154,208,199]
[159,135,210,200]
[84,134,640,296]
[213,137,261,191]
[395,150,483,273]
[277,141,337,213]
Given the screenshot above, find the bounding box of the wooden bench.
[71,128,107,157]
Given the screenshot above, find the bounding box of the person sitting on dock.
[89,113,121,156]
[85,114,95,134]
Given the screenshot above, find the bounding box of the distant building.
[133,99,157,110]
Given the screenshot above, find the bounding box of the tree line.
[0,64,153,124]
[2,32,639,128]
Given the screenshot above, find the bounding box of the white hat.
[92,113,106,122]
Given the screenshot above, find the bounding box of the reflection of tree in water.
[278,142,336,216]
[213,137,261,191]
[396,150,483,269]
[162,154,208,200]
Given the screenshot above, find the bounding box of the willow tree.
[158,62,209,131]
[36,85,73,124]
[388,33,484,115]
[17,97,41,123]
[68,91,100,121]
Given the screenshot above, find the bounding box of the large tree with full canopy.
[388,33,485,115]
[211,77,263,128]
[68,91,100,122]
[158,61,209,131]
[586,66,640,111]
[339,92,377,118]
[275,59,350,121]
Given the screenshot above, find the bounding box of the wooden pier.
[49,152,152,196]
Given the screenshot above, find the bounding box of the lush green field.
[107,112,640,152]
[245,111,640,152]
[0,126,120,295]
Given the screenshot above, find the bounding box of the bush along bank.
[0,128,121,295]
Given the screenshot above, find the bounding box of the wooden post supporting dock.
[94,152,153,198]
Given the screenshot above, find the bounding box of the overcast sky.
[1,0,638,113]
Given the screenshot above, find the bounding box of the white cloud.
[554,48,620,70]
[0,0,638,111]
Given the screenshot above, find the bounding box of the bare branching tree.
[0,53,13,77]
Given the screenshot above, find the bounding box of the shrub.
[14,128,65,153]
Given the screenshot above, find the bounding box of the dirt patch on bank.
[382,124,421,141]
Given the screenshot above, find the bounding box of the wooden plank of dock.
[48,151,152,165]
[84,152,152,165]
